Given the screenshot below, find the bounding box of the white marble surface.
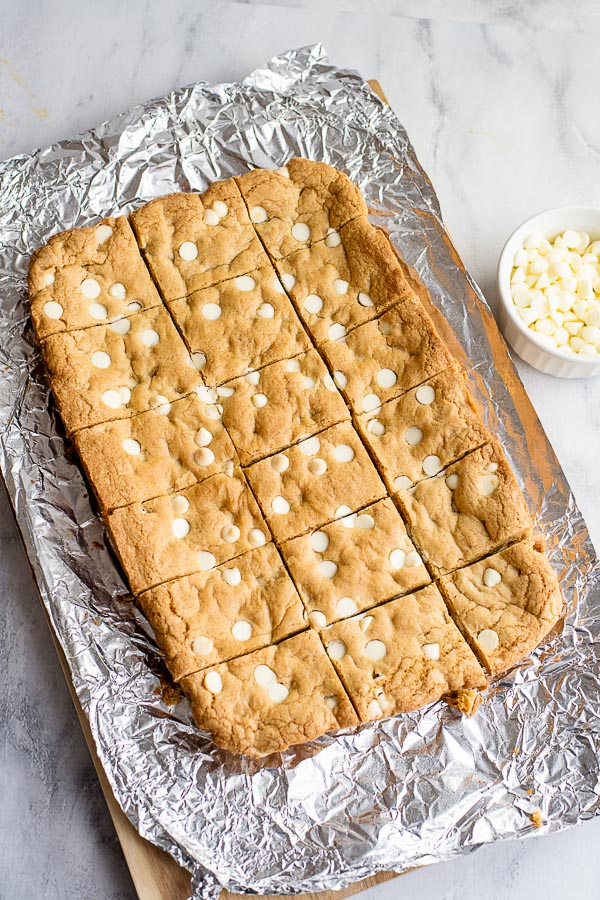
[1,1,599,898]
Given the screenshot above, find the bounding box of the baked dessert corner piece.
[440,538,563,675]
[167,265,311,386]
[41,305,202,434]
[73,391,238,511]
[357,365,490,489]
[138,543,307,681]
[219,348,350,465]
[397,441,533,576]
[321,584,487,722]
[129,180,269,301]
[235,157,367,260]
[105,469,270,594]
[280,497,430,627]
[180,629,358,757]
[274,215,415,343]
[28,215,162,340]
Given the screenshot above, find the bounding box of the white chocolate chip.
[221,524,240,543]
[268,682,289,703]
[271,453,289,473]
[204,670,222,694]
[232,620,252,641]
[422,455,442,477]
[171,495,189,514]
[478,629,499,651]
[282,273,296,291]
[252,393,268,408]
[325,696,338,709]
[389,548,405,570]
[141,329,160,347]
[217,386,234,398]
[480,474,499,496]
[358,292,374,307]
[197,550,216,571]
[486,462,499,472]
[367,699,384,719]
[222,567,241,586]
[43,301,63,319]
[404,550,421,567]
[272,495,290,514]
[376,368,397,388]
[245,370,260,386]
[365,639,387,661]
[179,241,198,260]
[335,505,353,521]
[336,597,358,617]
[446,473,460,490]
[234,275,256,292]
[299,436,320,456]
[202,303,221,320]
[323,373,337,391]
[212,200,228,218]
[250,205,267,223]
[416,384,435,405]
[91,350,111,369]
[304,294,323,314]
[405,426,423,446]
[172,517,190,538]
[333,444,354,462]
[254,664,277,687]
[257,303,274,318]
[154,396,171,415]
[43,272,55,286]
[276,166,290,178]
[96,224,113,244]
[362,393,381,413]
[125,301,142,313]
[302,375,315,389]
[319,560,338,579]
[333,371,347,389]
[192,635,214,655]
[334,278,349,295]
[327,640,346,661]
[195,448,214,466]
[291,222,310,242]
[309,611,327,628]
[89,302,108,320]
[367,419,385,436]
[393,475,413,491]
[248,528,266,547]
[272,278,285,294]
[286,359,301,373]
[308,458,327,475]
[109,282,126,300]
[195,427,213,447]
[122,438,141,456]
[111,317,131,335]
[355,513,375,529]
[360,616,373,633]
[328,323,347,341]
[203,209,220,226]
[80,278,101,299]
[483,567,501,587]
[423,642,440,661]
[310,531,329,552]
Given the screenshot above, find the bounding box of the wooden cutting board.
[38,79,402,900]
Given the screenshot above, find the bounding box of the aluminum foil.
[0,44,599,899]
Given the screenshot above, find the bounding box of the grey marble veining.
[1,1,599,898]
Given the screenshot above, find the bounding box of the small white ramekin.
[497,207,600,378]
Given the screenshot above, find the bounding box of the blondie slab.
[320,301,454,414]
[74,392,238,510]
[397,442,532,576]
[129,183,268,301]
[180,629,358,757]
[219,349,349,465]
[441,540,563,674]
[139,544,306,681]
[245,421,387,543]
[321,585,487,721]
[168,266,310,386]
[236,157,367,260]
[281,498,429,627]
[106,470,269,593]
[274,217,413,343]
[29,216,162,340]
[357,367,490,488]
[41,305,202,434]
